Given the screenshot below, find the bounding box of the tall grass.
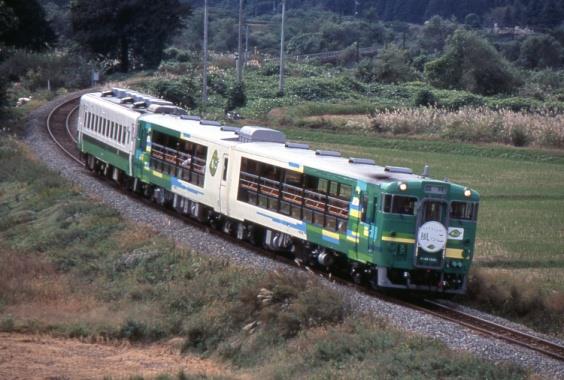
[361,106,563,148]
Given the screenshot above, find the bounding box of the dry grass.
[369,107,564,148]
[466,267,564,336]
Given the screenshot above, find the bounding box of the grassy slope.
[0,125,526,378]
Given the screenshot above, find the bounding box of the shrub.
[225,82,247,112]
[414,89,437,107]
[356,45,417,84]
[0,50,91,90]
[151,78,197,109]
[425,29,520,95]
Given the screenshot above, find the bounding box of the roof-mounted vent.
[147,104,187,115]
[112,88,128,98]
[101,90,113,97]
[385,166,413,174]
[200,119,222,126]
[120,96,134,104]
[146,98,173,107]
[285,142,309,150]
[181,115,201,121]
[133,101,147,108]
[221,126,240,132]
[239,126,286,144]
[316,150,342,157]
[349,157,376,165]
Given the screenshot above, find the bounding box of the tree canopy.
[71,0,191,72]
[425,29,520,95]
[0,0,55,51]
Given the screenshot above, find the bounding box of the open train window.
[450,202,478,221]
[382,194,416,215]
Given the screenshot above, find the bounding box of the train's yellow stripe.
[322,229,340,240]
[446,248,464,259]
[381,236,416,244]
[350,209,360,218]
[152,170,163,178]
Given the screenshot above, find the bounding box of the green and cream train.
[77,88,479,294]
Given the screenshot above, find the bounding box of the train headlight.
[399,182,407,191]
[464,188,472,198]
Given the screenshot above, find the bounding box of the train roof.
[141,112,426,186]
[235,141,421,185]
[82,89,187,117]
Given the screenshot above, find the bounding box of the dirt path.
[0,333,238,380]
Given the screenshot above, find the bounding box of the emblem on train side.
[448,227,464,240]
[209,150,219,176]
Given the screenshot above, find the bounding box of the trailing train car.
[77,88,479,294]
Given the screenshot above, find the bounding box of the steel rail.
[65,104,79,144]
[46,97,84,166]
[416,299,564,362]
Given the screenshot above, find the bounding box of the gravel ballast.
[25,92,564,378]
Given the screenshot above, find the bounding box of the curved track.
[46,97,83,166]
[46,94,564,363]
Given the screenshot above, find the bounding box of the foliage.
[287,75,364,101]
[414,89,438,107]
[0,50,91,90]
[519,34,564,69]
[419,15,457,53]
[225,82,247,112]
[71,0,191,72]
[150,77,198,110]
[356,45,417,84]
[0,0,55,51]
[425,29,520,95]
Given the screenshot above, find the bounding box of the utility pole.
[278,0,286,95]
[202,0,209,106]
[237,0,244,83]
[244,24,249,75]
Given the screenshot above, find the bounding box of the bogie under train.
[77,89,479,294]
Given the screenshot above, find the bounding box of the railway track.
[46,94,564,364]
[46,97,83,166]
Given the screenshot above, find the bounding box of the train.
[76,88,479,294]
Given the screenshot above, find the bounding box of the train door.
[353,191,378,261]
[219,153,230,214]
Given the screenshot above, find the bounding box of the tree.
[419,15,456,53]
[464,13,481,28]
[0,0,55,51]
[356,44,417,84]
[519,34,563,69]
[71,0,191,72]
[425,29,519,95]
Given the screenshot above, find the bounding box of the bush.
[0,50,91,90]
[225,82,247,112]
[425,30,520,95]
[356,45,417,84]
[414,89,437,107]
[151,78,197,109]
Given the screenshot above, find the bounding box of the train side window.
[317,178,328,193]
[339,184,352,200]
[383,194,392,213]
[284,170,302,187]
[392,196,416,215]
[304,175,318,193]
[222,157,228,181]
[329,181,338,197]
[360,195,368,223]
[450,202,478,221]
